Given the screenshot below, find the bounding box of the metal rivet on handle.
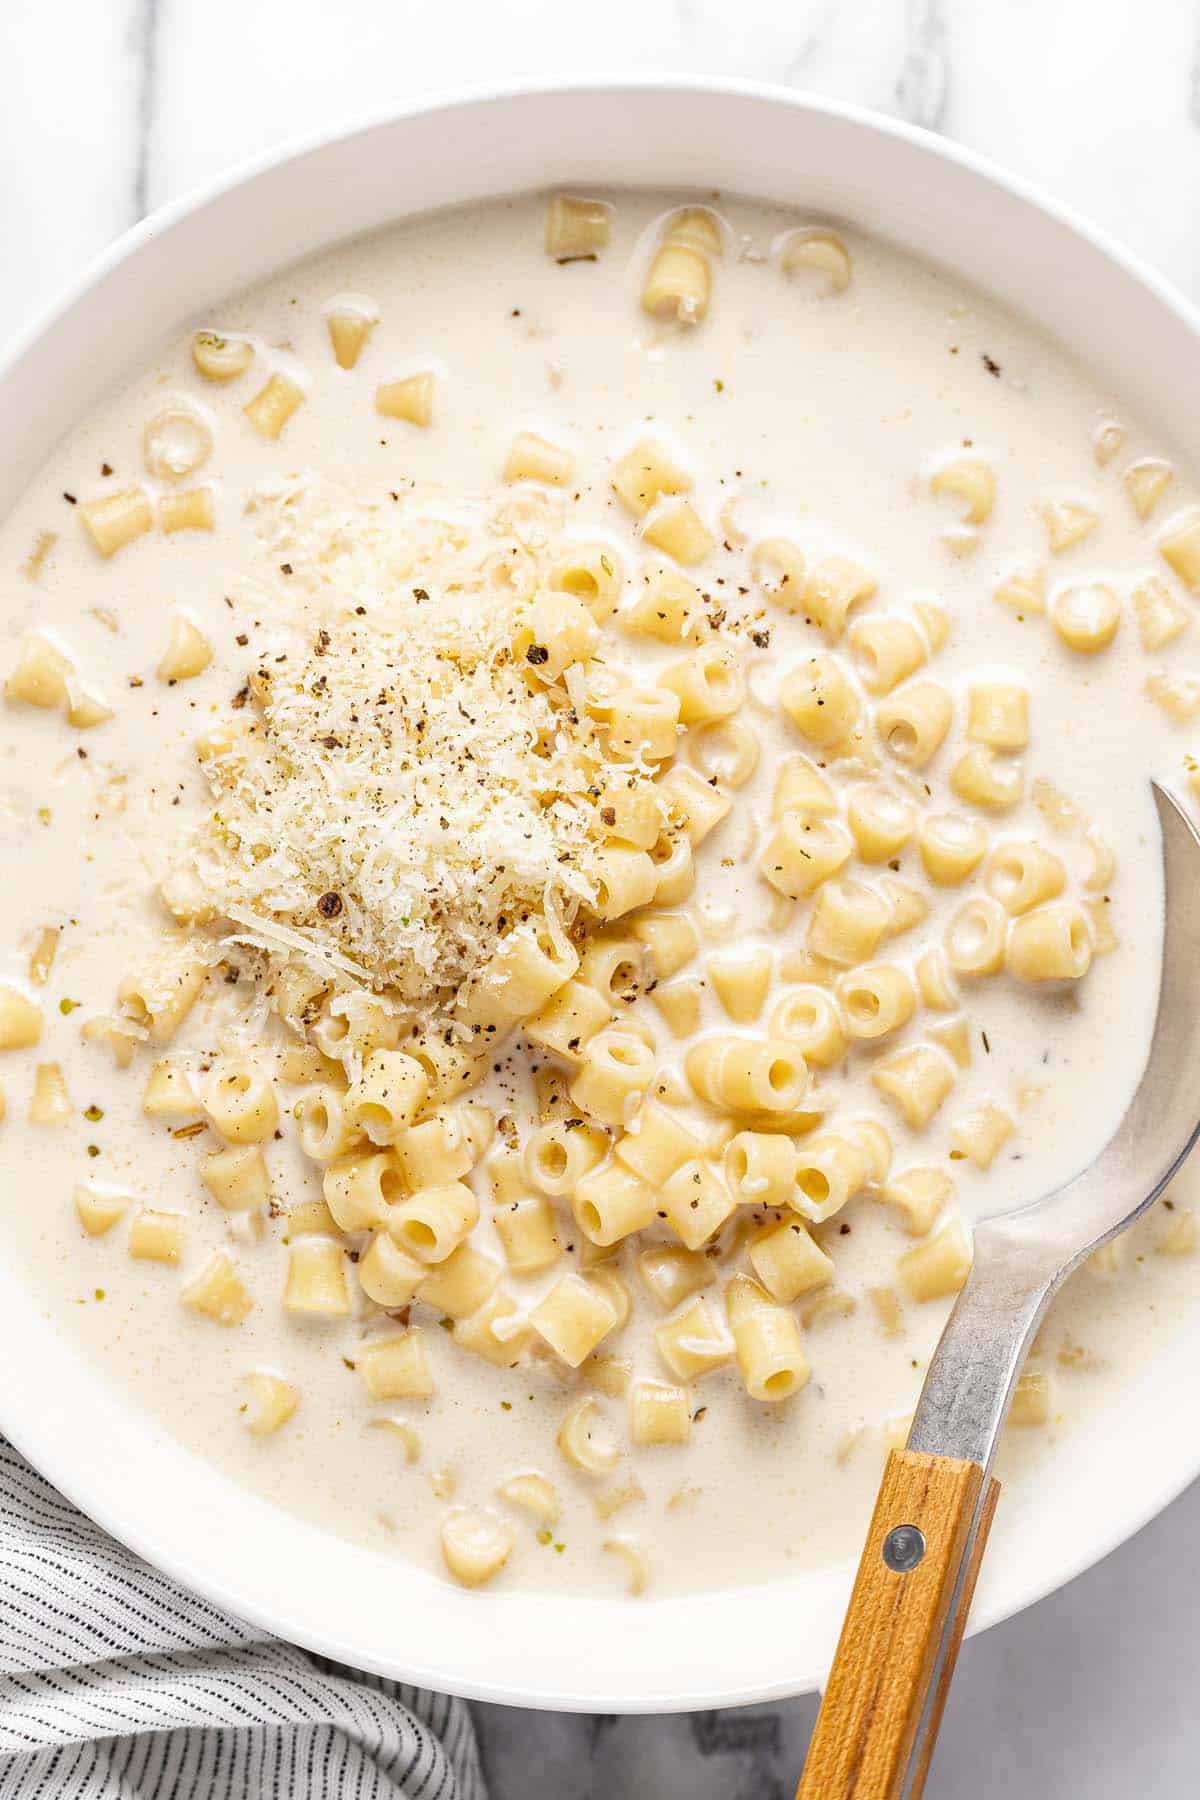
[882,1524,926,1572]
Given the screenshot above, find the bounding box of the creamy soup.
[1,189,1198,1600]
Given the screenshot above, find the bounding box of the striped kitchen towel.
[0,1440,486,1799]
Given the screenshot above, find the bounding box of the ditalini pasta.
[0,183,1187,1607]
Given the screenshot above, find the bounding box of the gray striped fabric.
[0,1441,486,1799]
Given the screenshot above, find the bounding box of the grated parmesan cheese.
[172,475,655,1025]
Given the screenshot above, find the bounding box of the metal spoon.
[797,782,1200,1800]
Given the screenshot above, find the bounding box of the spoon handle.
[796,1450,1000,1800]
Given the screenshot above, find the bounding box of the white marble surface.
[4,1,1200,1792]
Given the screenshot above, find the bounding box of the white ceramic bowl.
[4,80,1200,1712]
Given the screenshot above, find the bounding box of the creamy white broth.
[0,189,1197,1599]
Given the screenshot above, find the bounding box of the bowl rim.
[3,74,1200,1712]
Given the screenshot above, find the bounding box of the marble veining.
[5,3,1200,1793]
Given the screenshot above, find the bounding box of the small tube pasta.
[724,1275,808,1402]
[759,813,853,899]
[880,1166,952,1236]
[0,986,42,1050]
[546,193,611,260]
[283,1237,350,1315]
[967,683,1029,751]
[294,1086,360,1164]
[945,896,1008,977]
[323,1150,403,1231]
[642,498,715,565]
[441,1510,514,1588]
[847,785,918,861]
[569,1027,655,1127]
[641,208,721,324]
[637,1244,712,1310]
[418,1245,500,1320]
[118,950,207,1043]
[128,1208,186,1264]
[772,756,837,819]
[605,687,680,764]
[159,487,214,534]
[375,371,434,426]
[1006,901,1093,982]
[621,563,704,640]
[690,716,760,788]
[557,1396,620,1473]
[243,1371,299,1435]
[649,831,695,906]
[550,541,623,621]
[950,747,1024,811]
[523,1115,608,1194]
[324,300,378,368]
[203,1058,279,1144]
[393,1113,473,1189]
[610,440,691,518]
[801,557,877,639]
[361,1330,434,1400]
[5,634,71,709]
[875,681,953,769]
[201,1145,270,1213]
[898,1216,972,1302]
[871,1045,956,1129]
[849,614,927,695]
[655,1296,734,1381]
[950,1102,1014,1171]
[389,1182,479,1264]
[748,1218,834,1303]
[74,1184,130,1237]
[1010,1371,1054,1426]
[659,643,745,723]
[631,912,698,981]
[358,1232,425,1308]
[838,964,917,1041]
[531,1273,622,1366]
[244,373,305,439]
[780,227,852,294]
[343,1049,428,1145]
[657,766,732,845]
[684,1036,809,1114]
[659,1159,737,1250]
[725,1131,799,1207]
[707,948,773,1023]
[779,656,861,746]
[918,814,989,886]
[504,431,574,487]
[930,457,995,525]
[192,331,253,381]
[807,879,892,965]
[1052,583,1120,653]
[613,1101,705,1185]
[157,615,213,682]
[572,1162,655,1247]
[769,987,846,1068]
[78,488,153,557]
[524,978,612,1061]
[181,1253,254,1326]
[915,947,958,1012]
[791,1133,871,1224]
[984,841,1067,914]
[1158,509,1200,592]
[494,1195,560,1273]
[629,1378,691,1444]
[453,1292,532,1367]
[1041,498,1099,553]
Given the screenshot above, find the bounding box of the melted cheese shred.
[181,476,624,1012]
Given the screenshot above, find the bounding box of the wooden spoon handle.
[796,1449,1001,1800]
